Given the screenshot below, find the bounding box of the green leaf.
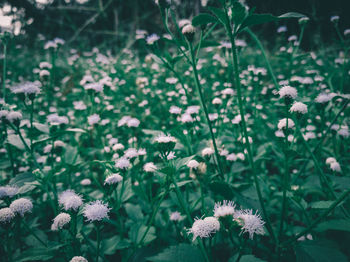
[231,2,248,25]
[316,219,350,232]
[64,146,79,165]
[33,122,49,133]
[102,235,130,255]
[9,172,35,187]
[65,128,87,133]
[192,13,218,27]
[7,134,28,150]
[125,203,144,221]
[130,224,156,245]
[147,244,204,262]
[208,6,228,27]
[295,240,348,262]
[240,255,266,262]
[310,201,334,209]
[239,12,305,33]
[174,155,195,169]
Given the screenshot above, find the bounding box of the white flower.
[73,101,87,110]
[278,86,297,99]
[330,162,341,172]
[278,118,295,130]
[83,200,110,222]
[167,151,176,160]
[226,153,237,161]
[10,198,33,216]
[178,19,191,28]
[212,98,222,105]
[188,217,220,241]
[181,114,194,123]
[58,190,83,211]
[70,256,88,262]
[186,105,200,114]
[330,16,339,23]
[315,93,331,103]
[124,148,139,159]
[214,200,236,218]
[182,24,195,35]
[104,173,123,185]
[6,111,22,122]
[202,147,214,157]
[326,157,337,164]
[146,34,160,45]
[143,162,157,172]
[51,213,71,231]
[80,179,91,186]
[170,211,182,221]
[88,114,100,125]
[187,160,199,169]
[84,82,103,93]
[290,102,308,114]
[127,118,140,127]
[47,114,69,125]
[115,157,130,169]
[154,134,177,143]
[0,208,15,223]
[0,186,18,199]
[234,209,265,239]
[169,106,182,114]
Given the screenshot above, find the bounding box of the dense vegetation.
[0,1,349,262]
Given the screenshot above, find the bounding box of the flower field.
[0,1,349,261]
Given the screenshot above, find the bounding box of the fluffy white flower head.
[51,212,71,231]
[70,256,88,262]
[278,118,295,130]
[154,134,177,143]
[187,159,199,169]
[0,186,18,199]
[10,198,33,216]
[104,173,123,185]
[58,190,83,211]
[202,147,214,157]
[83,200,110,222]
[290,102,308,114]
[143,162,157,172]
[188,218,217,241]
[278,86,297,99]
[234,209,265,239]
[0,207,15,223]
[214,200,236,218]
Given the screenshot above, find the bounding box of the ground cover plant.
[0,0,350,261]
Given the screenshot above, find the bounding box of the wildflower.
[0,186,18,199]
[167,151,176,160]
[80,179,91,186]
[6,111,22,124]
[115,157,130,169]
[88,114,100,125]
[146,34,160,45]
[330,162,341,172]
[104,173,123,185]
[83,200,110,222]
[298,17,309,25]
[178,19,191,28]
[10,198,33,217]
[58,190,83,211]
[234,209,265,239]
[278,118,295,130]
[70,256,88,262]
[47,114,69,125]
[330,16,339,23]
[315,93,331,103]
[169,106,182,114]
[290,102,308,114]
[182,24,195,41]
[170,211,182,221]
[84,82,103,93]
[326,157,337,165]
[143,162,157,172]
[214,200,236,218]
[187,159,199,169]
[202,147,214,157]
[127,118,140,127]
[226,153,237,161]
[188,216,220,241]
[0,208,15,223]
[51,213,71,231]
[124,148,138,159]
[278,86,297,100]
[154,134,177,143]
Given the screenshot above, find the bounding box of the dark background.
[3,0,350,49]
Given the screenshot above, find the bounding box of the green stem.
[2,40,7,103]
[95,224,101,262]
[294,118,350,217]
[282,188,350,246]
[188,40,225,180]
[245,28,279,90]
[22,220,47,247]
[227,25,276,243]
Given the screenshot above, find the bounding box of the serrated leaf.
[147,244,204,262]
[192,13,218,27]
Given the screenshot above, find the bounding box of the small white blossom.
[143,162,157,172]
[278,118,295,130]
[70,256,88,262]
[202,147,214,157]
[10,198,33,217]
[278,86,297,99]
[187,159,199,169]
[104,173,123,185]
[83,200,110,222]
[214,200,236,218]
[290,102,308,114]
[51,213,71,231]
[0,208,15,223]
[58,190,83,211]
[154,134,177,143]
[188,216,220,241]
[234,209,265,239]
[115,157,130,169]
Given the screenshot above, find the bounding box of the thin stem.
[245,28,279,90]
[95,223,101,262]
[22,220,47,247]
[188,40,225,180]
[227,26,276,243]
[282,188,350,246]
[2,40,7,103]
[294,118,350,217]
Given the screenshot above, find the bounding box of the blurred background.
[0,0,349,50]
